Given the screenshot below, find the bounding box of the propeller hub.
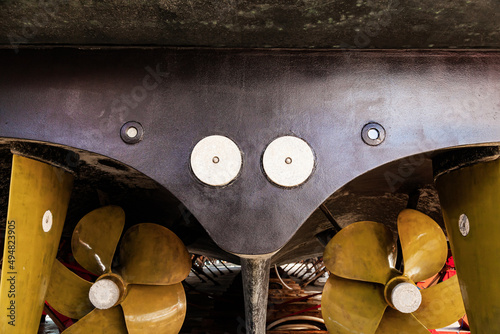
[390,282,422,313]
[89,274,126,310]
[385,276,422,313]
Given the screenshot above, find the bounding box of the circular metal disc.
[120,121,144,144]
[190,135,242,186]
[458,213,470,237]
[89,279,120,310]
[42,210,53,232]
[262,136,315,187]
[391,282,422,313]
[361,122,386,146]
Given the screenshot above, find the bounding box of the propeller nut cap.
[89,279,121,310]
[391,282,422,313]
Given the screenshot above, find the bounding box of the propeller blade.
[46,260,94,319]
[63,307,128,334]
[412,275,466,329]
[72,205,125,276]
[121,283,186,334]
[375,308,429,334]
[118,223,191,285]
[0,155,73,333]
[323,221,398,284]
[322,274,387,334]
[397,209,447,282]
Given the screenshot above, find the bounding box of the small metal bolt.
[362,122,386,146]
[458,214,470,237]
[285,157,293,164]
[212,156,220,164]
[120,121,144,144]
[367,128,380,140]
[126,126,138,138]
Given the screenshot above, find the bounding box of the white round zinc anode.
[89,279,120,310]
[459,214,470,237]
[262,136,315,187]
[42,210,53,233]
[391,282,422,314]
[191,135,242,186]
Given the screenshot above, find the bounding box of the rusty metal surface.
[0,48,499,255]
[241,257,271,334]
[0,0,499,49]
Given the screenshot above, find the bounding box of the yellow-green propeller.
[0,155,73,333]
[322,209,465,333]
[71,205,126,276]
[46,206,191,334]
